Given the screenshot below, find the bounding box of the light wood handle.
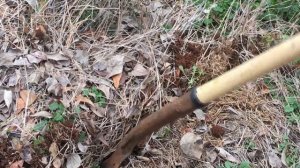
[196,33,300,103]
[103,33,300,168]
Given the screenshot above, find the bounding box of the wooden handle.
[196,33,300,104]
[102,33,300,168]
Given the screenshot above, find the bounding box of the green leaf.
[33,120,48,132]
[224,161,235,168]
[78,132,87,142]
[284,104,295,113]
[33,136,45,146]
[75,106,81,113]
[239,161,250,168]
[53,112,64,122]
[162,24,172,32]
[82,88,90,97]
[287,97,299,107]
[214,5,224,13]
[203,18,213,25]
[49,102,59,111]
[57,103,65,112]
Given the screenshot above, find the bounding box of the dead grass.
[0,0,299,167]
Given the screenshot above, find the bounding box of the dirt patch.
[170,33,206,69]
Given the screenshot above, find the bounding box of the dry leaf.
[281,147,288,167]
[56,74,70,86]
[74,50,89,67]
[106,54,124,77]
[28,51,47,60]
[203,162,214,168]
[0,114,6,121]
[28,67,44,84]
[0,49,22,66]
[90,106,105,117]
[77,143,88,153]
[25,55,40,64]
[9,160,24,168]
[0,90,4,103]
[11,138,22,151]
[75,95,94,107]
[34,25,47,40]
[20,146,32,163]
[193,109,205,120]
[25,0,38,8]
[216,147,240,163]
[112,73,122,89]
[41,156,48,165]
[136,156,150,162]
[20,90,38,106]
[148,148,163,155]
[268,149,282,168]
[98,85,110,99]
[45,77,61,96]
[206,150,218,162]
[180,132,204,160]
[195,124,208,134]
[16,98,25,113]
[66,153,81,168]
[20,119,35,142]
[93,62,107,71]
[13,57,30,66]
[31,111,52,118]
[97,133,109,146]
[4,90,13,108]
[53,158,62,168]
[8,70,21,87]
[49,142,59,158]
[129,64,149,76]
[46,53,69,61]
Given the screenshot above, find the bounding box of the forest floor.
[0,0,299,168]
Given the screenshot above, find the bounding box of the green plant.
[188,65,205,88]
[161,127,172,138]
[278,135,300,167]
[264,75,300,124]
[284,97,300,124]
[74,106,81,114]
[33,120,48,132]
[83,86,106,107]
[91,163,102,168]
[32,135,47,154]
[243,138,256,151]
[259,0,300,25]
[155,126,172,139]
[191,0,240,31]
[239,161,251,168]
[33,136,45,147]
[263,76,280,99]
[220,161,251,168]
[162,24,173,32]
[49,102,65,122]
[224,161,237,168]
[78,131,87,142]
[179,65,205,88]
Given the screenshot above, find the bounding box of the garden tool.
[103,33,300,168]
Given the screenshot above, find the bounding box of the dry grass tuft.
[0,0,299,167]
